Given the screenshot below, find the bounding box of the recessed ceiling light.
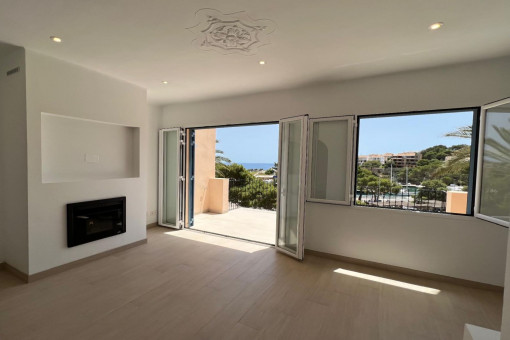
[428,22,444,30]
[50,36,62,43]
[162,81,168,84]
[259,60,266,65]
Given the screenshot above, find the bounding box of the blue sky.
[214,111,474,163]
[358,111,474,155]
[216,124,279,163]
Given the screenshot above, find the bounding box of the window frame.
[353,107,479,217]
[474,97,510,227]
[306,116,354,206]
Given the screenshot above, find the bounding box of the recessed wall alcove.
[41,112,140,183]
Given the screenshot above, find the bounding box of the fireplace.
[67,197,126,247]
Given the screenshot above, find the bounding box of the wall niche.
[41,113,140,183]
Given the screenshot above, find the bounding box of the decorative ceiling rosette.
[187,8,276,55]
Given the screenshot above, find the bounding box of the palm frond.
[444,126,472,139]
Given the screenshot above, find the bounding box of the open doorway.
[187,123,279,245]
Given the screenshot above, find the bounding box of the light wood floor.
[0,227,503,340]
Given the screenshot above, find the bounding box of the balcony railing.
[228,178,277,211]
[228,179,448,214]
[356,187,447,213]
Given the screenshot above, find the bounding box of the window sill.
[307,200,476,222]
[350,204,474,221]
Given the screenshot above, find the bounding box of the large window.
[355,110,477,215]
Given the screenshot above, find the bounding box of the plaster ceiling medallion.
[188,8,276,55]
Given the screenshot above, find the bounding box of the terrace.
[192,207,276,244]
[190,128,278,245]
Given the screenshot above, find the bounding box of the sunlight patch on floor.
[334,268,440,295]
[164,230,270,253]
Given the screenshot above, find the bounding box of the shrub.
[229,179,277,210]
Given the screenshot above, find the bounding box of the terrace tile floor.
[192,207,276,244]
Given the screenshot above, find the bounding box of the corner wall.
[25,51,148,275]
[502,235,510,339]
[0,47,28,272]
[161,56,510,286]
[147,105,161,225]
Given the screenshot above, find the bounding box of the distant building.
[388,152,421,168]
[358,153,393,165]
[358,152,421,167]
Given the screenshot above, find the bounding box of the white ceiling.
[0,0,509,105]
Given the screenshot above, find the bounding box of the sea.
[239,163,274,170]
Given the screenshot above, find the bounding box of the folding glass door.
[276,116,309,259]
[158,128,185,229]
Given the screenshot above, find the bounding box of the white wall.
[25,51,147,275]
[502,234,510,339]
[0,47,29,272]
[161,56,510,286]
[146,105,161,225]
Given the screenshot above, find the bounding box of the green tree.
[215,139,231,165]
[217,163,277,210]
[445,126,472,139]
[215,150,231,165]
[408,159,442,184]
[230,180,277,210]
[366,177,379,202]
[215,139,232,177]
[215,162,229,178]
[421,179,447,191]
[418,179,447,202]
[374,178,402,203]
[435,145,470,186]
[361,160,382,170]
[382,160,395,169]
[356,167,373,201]
[437,125,473,187]
[395,168,408,184]
[416,159,432,166]
[421,145,451,161]
[216,163,254,182]
[379,178,395,193]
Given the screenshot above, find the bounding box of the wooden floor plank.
[0,227,503,340]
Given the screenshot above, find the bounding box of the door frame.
[275,115,309,260]
[185,121,278,238]
[158,128,185,229]
[187,129,196,227]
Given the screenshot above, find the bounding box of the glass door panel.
[159,128,185,229]
[276,116,308,259]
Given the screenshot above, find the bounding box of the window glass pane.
[310,119,349,202]
[479,103,510,223]
[356,111,475,215]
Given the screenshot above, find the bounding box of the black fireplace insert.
[67,197,126,247]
